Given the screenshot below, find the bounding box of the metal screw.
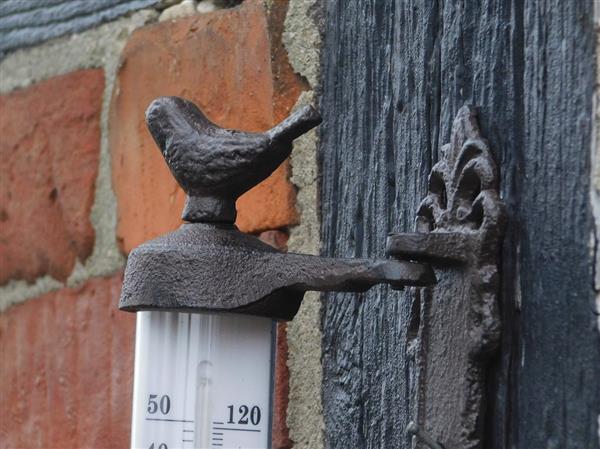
[406,421,445,449]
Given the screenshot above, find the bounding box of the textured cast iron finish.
[145,96,321,223]
[120,223,434,321]
[120,96,435,320]
[387,106,506,449]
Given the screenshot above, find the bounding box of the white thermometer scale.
[131,311,275,449]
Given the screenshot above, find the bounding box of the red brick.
[273,322,293,449]
[0,273,135,449]
[0,69,104,284]
[110,0,305,253]
[259,229,290,252]
[0,230,293,448]
[259,230,292,448]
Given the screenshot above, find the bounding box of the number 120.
[227,404,261,425]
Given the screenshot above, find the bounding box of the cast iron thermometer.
[119,97,435,320]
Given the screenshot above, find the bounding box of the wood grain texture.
[0,0,157,58]
[319,1,600,448]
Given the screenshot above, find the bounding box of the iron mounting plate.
[387,106,506,449]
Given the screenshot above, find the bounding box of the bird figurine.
[119,96,435,320]
[145,96,321,223]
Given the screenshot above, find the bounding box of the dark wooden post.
[319,1,600,448]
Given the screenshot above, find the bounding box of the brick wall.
[0,1,309,447]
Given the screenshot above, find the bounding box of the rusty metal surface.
[387,106,506,449]
[120,223,434,320]
[145,96,321,223]
[120,97,435,320]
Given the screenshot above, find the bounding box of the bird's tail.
[266,105,322,143]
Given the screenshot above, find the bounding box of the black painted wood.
[319,1,600,448]
[0,0,157,58]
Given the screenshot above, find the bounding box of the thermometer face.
[131,311,275,449]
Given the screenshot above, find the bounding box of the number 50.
[147,394,171,415]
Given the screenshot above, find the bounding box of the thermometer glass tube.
[131,311,275,449]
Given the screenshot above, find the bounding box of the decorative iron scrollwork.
[388,106,506,449]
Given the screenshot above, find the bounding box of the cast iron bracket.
[119,97,435,321]
[386,106,506,449]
